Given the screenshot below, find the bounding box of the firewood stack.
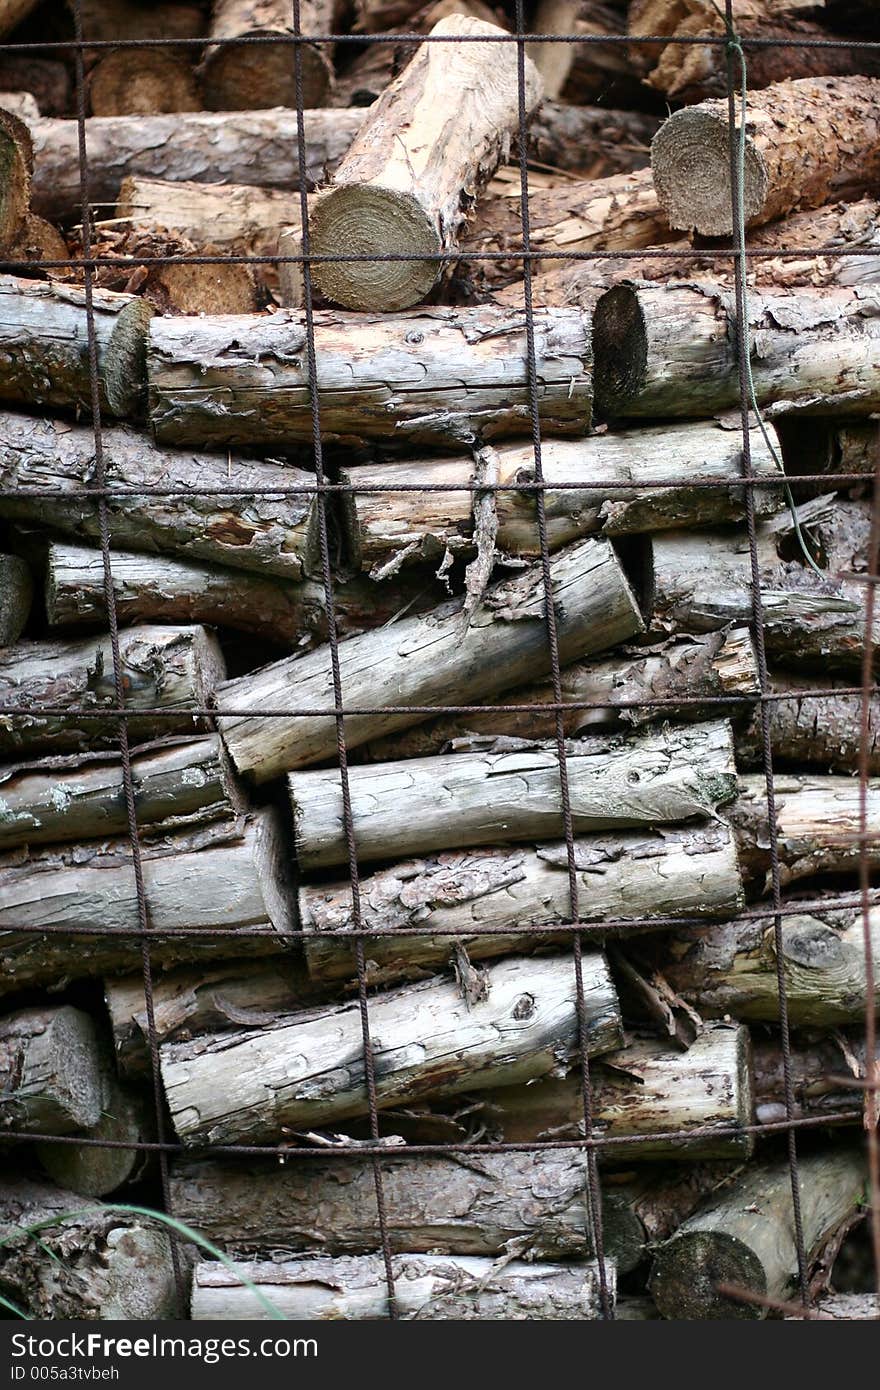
[0,0,877,1323]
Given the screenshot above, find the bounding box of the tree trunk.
[300,822,743,990]
[733,772,880,893]
[529,1,655,110]
[0,552,31,645]
[191,1252,614,1319]
[36,1068,153,1198]
[0,1005,104,1136]
[290,719,738,869]
[0,1174,178,1320]
[649,1147,866,1319]
[105,956,319,1078]
[752,1032,879,1128]
[0,1,40,37]
[660,899,880,1027]
[0,274,152,419]
[358,628,760,758]
[309,15,542,311]
[0,624,225,756]
[201,0,338,112]
[593,282,880,420]
[740,673,880,775]
[88,49,201,117]
[628,0,874,104]
[649,524,874,674]
[161,951,622,1144]
[0,107,31,251]
[651,75,880,237]
[148,302,593,454]
[0,412,319,582]
[341,421,784,575]
[219,537,642,781]
[0,57,71,116]
[0,734,244,852]
[0,808,296,996]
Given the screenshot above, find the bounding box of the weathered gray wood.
[161,951,621,1145]
[0,275,152,418]
[0,413,319,582]
[0,624,225,756]
[0,809,296,996]
[191,1253,614,1320]
[0,106,30,252]
[649,1147,866,1319]
[733,773,880,892]
[0,553,31,645]
[148,302,593,450]
[202,0,338,111]
[593,282,880,420]
[752,1032,879,1128]
[662,899,880,1027]
[36,1068,153,1198]
[0,1005,103,1136]
[301,821,743,989]
[218,537,643,781]
[0,734,243,852]
[290,720,738,869]
[0,1173,178,1320]
[342,421,784,575]
[740,672,880,775]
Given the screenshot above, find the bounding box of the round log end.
[0,108,33,251]
[89,50,201,117]
[649,1230,765,1319]
[48,1006,106,1132]
[0,552,32,645]
[201,36,332,112]
[5,213,68,277]
[36,1081,151,1197]
[105,297,154,418]
[593,285,648,417]
[650,107,768,236]
[309,185,442,312]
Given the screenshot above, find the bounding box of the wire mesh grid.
[0,0,876,1322]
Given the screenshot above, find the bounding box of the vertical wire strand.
[289,0,398,1320]
[68,0,185,1310]
[513,0,611,1317]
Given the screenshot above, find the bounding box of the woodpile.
[0,0,876,1326]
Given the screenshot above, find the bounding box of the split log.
[105,957,318,1078]
[359,628,760,757]
[88,50,201,117]
[300,822,744,989]
[0,1,40,37]
[628,1,873,104]
[0,107,31,251]
[661,899,880,1027]
[740,673,880,775]
[148,302,593,450]
[0,734,244,852]
[650,76,880,237]
[0,809,296,996]
[0,275,151,418]
[0,1005,103,1136]
[0,1174,178,1320]
[161,951,622,1144]
[733,772,880,893]
[218,537,642,781]
[752,1033,880,1128]
[191,1253,614,1320]
[341,421,784,575]
[593,282,880,420]
[0,413,319,582]
[202,1,338,112]
[0,624,225,756]
[36,1070,153,1198]
[0,57,71,116]
[0,553,31,645]
[116,175,301,264]
[649,1147,866,1319]
[289,719,738,869]
[309,15,542,311]
[529,1,656,110]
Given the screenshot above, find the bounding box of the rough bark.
[0,57,71,116]
[0,1005,104,1136]
[0,107,31,252]
[358,628,760,757]
[88,49,201,117]
[649,1147,866,1319]
[593,282,880,420]
[752,1033,880,1128]
[0,1,41,38]
[0,553,31,645]
[0,274,151,419]
[290,719,738,869]
[309,15,542,310]
[733,772,880,893]
[0,809,296,996]
[148,301,593,452]
[161,951,622,1144]
[219,537,643,781]
[0,624,225,756]
[0,413,319,582]
[806,1294,880,1319]
[105,956,318,1078]
[191,1253,614,1320]
[0,734,244,852]
[0,1174,178,1320]
[740,672,880,775]
[529,1,656,110]
[36,1070,153,1198]
[661,899,880,1027]
[300,821,744,989]
[651,76,880,237]
[341,421,784,575]
[202,0,338,112]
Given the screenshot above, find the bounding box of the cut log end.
[0,108,32,250]
[201,41,332,113]
[0,552,32,645]
[36,1080,150,1197]
[593,285,647,417]
[309,185,442,311]
[89,50,201,117]
[650,1230,766,1320]
[651,108,767,236]
[105,296,154,417]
